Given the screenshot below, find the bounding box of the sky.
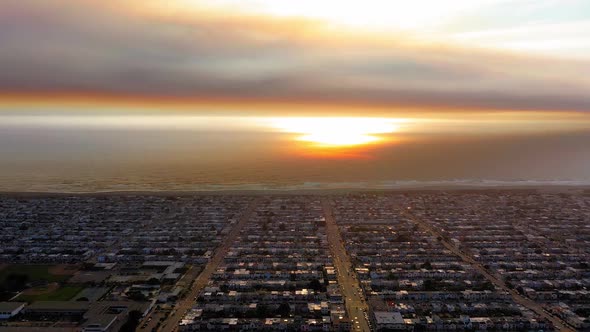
[1,0,590,190]
[1,0,590,113]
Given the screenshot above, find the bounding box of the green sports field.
[0,265,72,284]
[15,285,85,302]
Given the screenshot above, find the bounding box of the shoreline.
[0,185,589,197]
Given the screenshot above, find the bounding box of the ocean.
[1,114,589,192]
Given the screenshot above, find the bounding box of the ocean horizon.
[1,179,589,193]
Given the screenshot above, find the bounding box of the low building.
[374,311,405,331]
[81,314,118,332]
[0,302,26,319]
[24,301,89,320]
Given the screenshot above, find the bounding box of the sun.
[269,117,403,148]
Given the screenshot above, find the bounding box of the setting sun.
[269,117,404,147]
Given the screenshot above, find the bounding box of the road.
[156,198,261,332]
[401,208,575,332]
[138,305,165,331]
[322,198,372,332]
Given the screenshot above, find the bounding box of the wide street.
[322,198,372,332]
[157,198,261,332]
[401,208,575,332]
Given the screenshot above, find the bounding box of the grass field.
[16,285,84,302]
[0,265,73,284]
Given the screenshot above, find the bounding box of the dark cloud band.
[1,0,590,112]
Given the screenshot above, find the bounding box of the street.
[322,198,372,332]
[156,198,261,332]
[402,208,575,332]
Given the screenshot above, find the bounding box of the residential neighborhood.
[0,191,588,331]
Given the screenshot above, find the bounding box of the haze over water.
[2,111,590,192]
[3,1,590,191]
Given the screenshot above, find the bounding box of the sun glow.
[270,117,403,147]
[193,0,488,31]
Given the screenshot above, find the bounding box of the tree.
[397,233,411,242]
[127,292,147,301]
[119,310,143,332]
[386,272,397,280]
[276,302,291,317]
[147,278,161,285]
[3,273,29,291]
[420,262,433,270]
[308,278,325,292]
[256,304,268,318]
[423,279,436,291]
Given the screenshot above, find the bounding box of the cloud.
[1,0,590,112]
